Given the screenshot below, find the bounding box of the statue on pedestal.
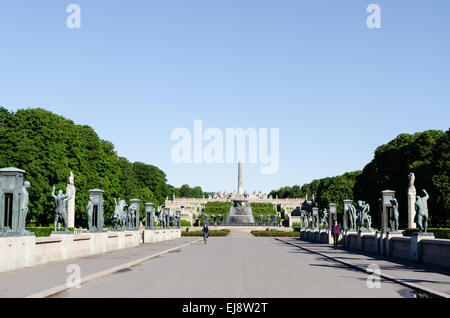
[272,215,277,226]
[320,209,328,229]
[359,203,372,231]
[415,189,429,232]
[86,198,93,231]
[52,185,74,232]
[312,209,319,228]
[128,204,137,229]
[389,198,399,231]
[18,181,31,235]
[348,204,357,230]
[111,198,127,229]
[66,172,76,228]
[161,208,169,229]
[408,173,415,188]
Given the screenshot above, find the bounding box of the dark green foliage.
[167,184,211,198]
[180,220,191,226]
[403,228,450,240]
[315,171,362,217]
[0,107,169,227]
[354,130,449,228]
[251,230,299,237]
[270,129,449,229]
[203,201,232,215]
[250,203,276,218]
[181,230,230,236]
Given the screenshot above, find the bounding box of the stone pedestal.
[381,190,395,232]
[328,203,337,229]
[343,200,352,231]
[129,199,141,229]
[145,202,155,229]
[407,187,417,229]
[0,235,36,273]
[411,232,435,262]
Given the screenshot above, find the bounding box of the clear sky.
[0,0,449,193]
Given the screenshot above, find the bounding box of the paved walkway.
[3,236,448,298]
[0,237,199,298]
[279,238,450,297]
[52,237,407,298]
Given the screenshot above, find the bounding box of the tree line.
[0,107,204,227]
[270,129,449,228]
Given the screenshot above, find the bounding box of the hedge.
[25,226,74,237]
[403,228,450,239]
[180,220,191,226]
[251,230,300,237]
[181,230,230,237]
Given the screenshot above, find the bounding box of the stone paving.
[279,238,450,297]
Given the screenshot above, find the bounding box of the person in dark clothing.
[331,220,342,249]
[202,224,209,244]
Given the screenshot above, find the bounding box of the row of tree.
[270,129,449,228]
[167,184,212,199]
[0,107,202,227]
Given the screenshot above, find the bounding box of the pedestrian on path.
[202,223,209,244]
[332,220,342,249]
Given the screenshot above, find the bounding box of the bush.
[180,220,191,226]
[251,230,300,237]
[403,228,450,239]
[203,201,232,215]
[181,230,230,237]
[292,222,301,227]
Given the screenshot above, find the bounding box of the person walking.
[202,223,209,244]
[331,220,342,249]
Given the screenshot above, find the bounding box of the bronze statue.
[415,189,429,232]
[389,198,399,231]
[348,204,357,230]
[52,185,74,231]
[18,181,31,234]
[320,209,328,228]
[86,198,93,231]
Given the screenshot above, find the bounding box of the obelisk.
[407,172,416,228]
[66,171,76,228]
[238,161,243,195]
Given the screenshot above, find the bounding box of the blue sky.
[0,0,449,193]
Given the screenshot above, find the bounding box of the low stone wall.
[0,228,181,274]
[361,234,378,254]
[0,235,36,273]
[337,231,450,269]
[143,229,181,243]
[390,237,412,260]
[421,239,450,268]
[346,233,359,250]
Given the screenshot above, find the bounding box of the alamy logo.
[366,4,381,29]
[171,120,279,174]
[66,263,81,289]
[366,264,381,288]
[66,4,81,29]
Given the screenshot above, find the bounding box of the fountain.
[226,200,255,225]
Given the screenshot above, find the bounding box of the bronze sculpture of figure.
[415,189,429,232]
[52,185,74,231]
[18,181,31,234]
[389,198,399,231]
